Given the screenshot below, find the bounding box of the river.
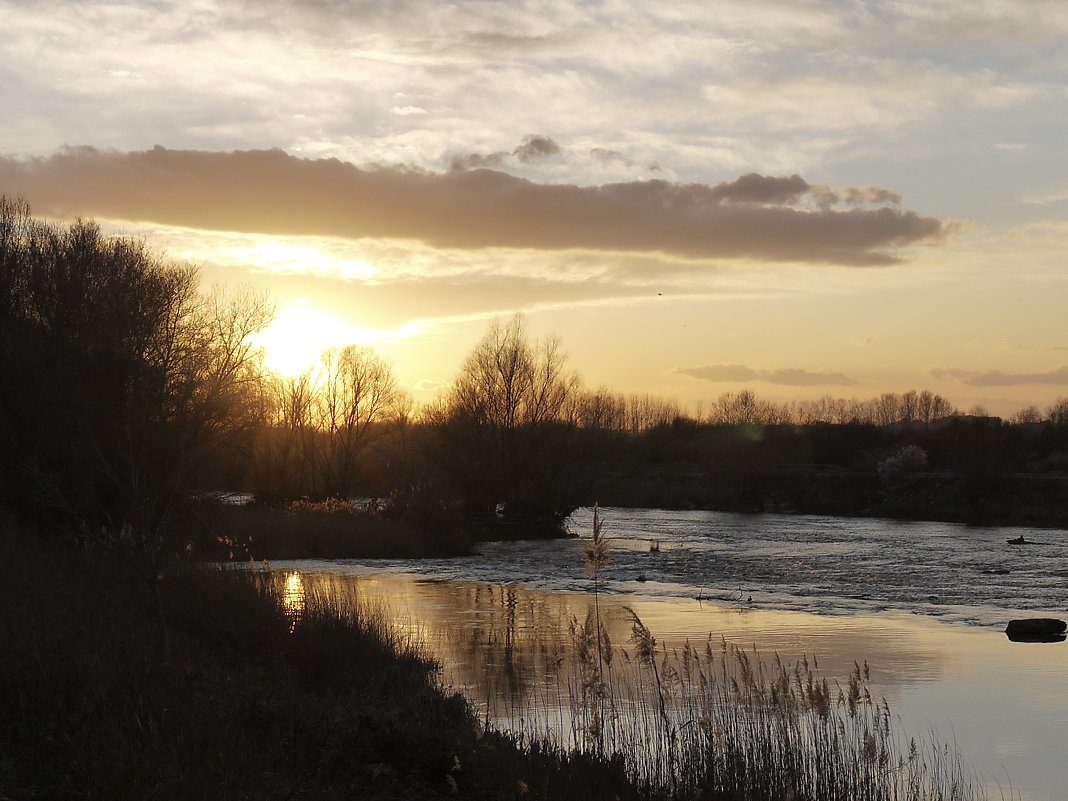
[268,507,1068,800]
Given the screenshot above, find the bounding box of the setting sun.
[252,302,366,376]
[251,300,426,376]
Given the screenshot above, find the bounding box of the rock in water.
[1005,618,1067,642]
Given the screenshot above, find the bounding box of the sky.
[1,0,1067,416]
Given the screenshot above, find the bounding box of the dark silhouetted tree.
[315,344,402,499]
[252,369,318,501]
[0,198,273,654]
[1048,397,1068,427]
[1009,405,1042,425]
[431,314,581,533]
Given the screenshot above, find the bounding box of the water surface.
[271,508,1068,800]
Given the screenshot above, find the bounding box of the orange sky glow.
[2,1,1067,415]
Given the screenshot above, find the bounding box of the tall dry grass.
[474,510,985,801]
[2,498,985,801]
[476,602,982,800]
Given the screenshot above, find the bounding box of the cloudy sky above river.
[2,0,1067,413]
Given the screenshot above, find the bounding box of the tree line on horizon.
[4,199,1068,551]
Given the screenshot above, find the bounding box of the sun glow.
[253,303,368,376]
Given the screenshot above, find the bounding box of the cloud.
[674,363,856,387]
[1019,190,1068,207]
[841,186,901,206]
[259,272,660,329]
[513,134,561,163]
[707,173,810,204]
[699,65,1050,140]
[930,366,1068,386]
[451,134,560,171]
[450,151,509,170]
[590,147,625,164]
[413,378,446,394]
[0,146,947,266]
[587,147,662,176]
[3,0,1061,180]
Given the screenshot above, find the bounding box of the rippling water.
[268,508,1068,800]
[312,508,1068,627]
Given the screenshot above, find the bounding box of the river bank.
[271,567,1066,801]
[184,476,1068,571]
[0,517,641,801]
[592,464,1068,529]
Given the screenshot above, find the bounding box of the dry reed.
[471,508,986,801]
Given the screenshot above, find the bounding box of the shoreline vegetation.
[2,513,982,801]
[186,489,1067,569]
[0,515,637,801]
[595,461,1068,531]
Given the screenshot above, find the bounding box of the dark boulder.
[1005,618,1067,643]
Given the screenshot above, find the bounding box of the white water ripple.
[327,508,1068,630]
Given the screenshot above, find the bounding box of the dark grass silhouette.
[191,496,474,560]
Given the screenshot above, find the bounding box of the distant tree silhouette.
[248,346,407,503]
[564,386,627,431]
[315,344,403,499]
[251,369,318,501]
[915,389,954,423]
[1009,405,1042,425]
[429,314,582,534]
[1048,397,1068,427]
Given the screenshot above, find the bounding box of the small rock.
[1005,618,1067,643]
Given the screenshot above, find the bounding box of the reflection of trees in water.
[450,595,978,800]
[293,569,949,699]
[440,583,573,726]
[295,573,609,731]
[285,570,978,798]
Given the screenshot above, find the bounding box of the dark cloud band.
[675,364,856,387]
[0,145,946,265]
[930,366,1068,386]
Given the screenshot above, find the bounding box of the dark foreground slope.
[0,516,635,801]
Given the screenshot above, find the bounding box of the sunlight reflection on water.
[281,570,306,630]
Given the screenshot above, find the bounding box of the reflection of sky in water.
[266,508,1068,801]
